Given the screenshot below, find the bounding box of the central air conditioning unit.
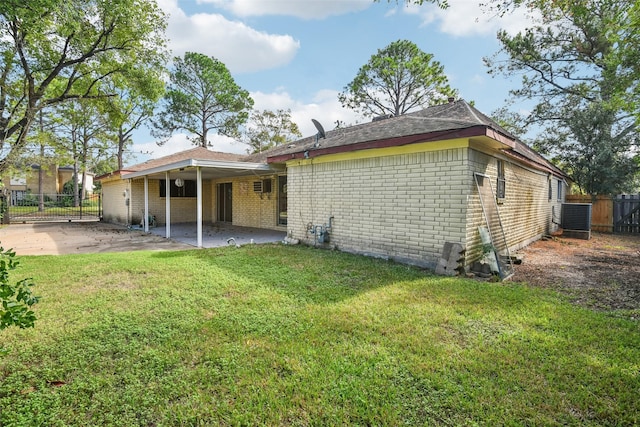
[561,203,592,240]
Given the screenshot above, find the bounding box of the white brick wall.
[101,176,130,225]
[287,148,469,268]
[287,146,565,270]
[465,149,564,263]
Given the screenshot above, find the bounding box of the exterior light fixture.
[175,178,184,188]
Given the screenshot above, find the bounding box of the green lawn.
[0,245,638,426]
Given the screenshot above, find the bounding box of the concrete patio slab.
[144,223,287,248]
[0,222,286,255]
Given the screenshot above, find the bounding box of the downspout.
[197,166,203,248]
[144,176,149,232]
[165,171,171,239]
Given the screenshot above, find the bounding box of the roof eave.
[121,159,274,180]
[267,125,515,163]
[501,150,571,181]
[95,169,137,181]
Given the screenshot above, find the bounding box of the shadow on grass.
[149,243,431,305]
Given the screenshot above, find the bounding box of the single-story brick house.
[98,99,569,273]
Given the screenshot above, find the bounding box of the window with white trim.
[496,159,506,200]
[557,180,563,201]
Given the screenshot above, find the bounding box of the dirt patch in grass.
[511,232,640,312]
[0,222,192,255]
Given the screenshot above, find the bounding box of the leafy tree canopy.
[243,109,302,154]
[152,52,254,148]
[534,99,639,195]
[339,39,457,118]
[0,0,168,174]
[484,0,639,195]
[103,72,165,170]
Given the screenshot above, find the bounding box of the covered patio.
[145,222,286,248]
[119,148,287,248]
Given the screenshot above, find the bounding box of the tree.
[0,0,167,175]
[483,0,639,195]
[483,0,639,121]
[490,106,529,138]
[338,39,457,118]
[534,100,639,195]
[153,52,254,148]
[54,100,111,205]
[243,109,302,154]
[104,74,164,170]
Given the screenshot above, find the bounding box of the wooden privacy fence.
[565,194,640,234]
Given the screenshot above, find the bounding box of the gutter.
[122,159,273,180]
[267,125,509,163]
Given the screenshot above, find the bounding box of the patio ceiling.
[122,159,283,181]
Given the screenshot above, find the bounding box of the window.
[278,175,287,226]
[159,179,196,198]
[548,178,553,201]
[496,159,506,199]
[557,180,563,201]
[262,178,272,194]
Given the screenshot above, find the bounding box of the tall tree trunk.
[38,111,45,212]
[72,129,80,208]
[118,126,125,170]
[38,144,44,212]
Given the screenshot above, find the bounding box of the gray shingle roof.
[125,147,246,172]
[247,100,511,161]
[251,99,567,179]
[118,100,566,180]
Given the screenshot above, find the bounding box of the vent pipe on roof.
[448,97,455,103]
[372,114,393,122]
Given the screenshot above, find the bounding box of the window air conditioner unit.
[253,179,272,194]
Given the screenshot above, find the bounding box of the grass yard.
[0,244,638,426]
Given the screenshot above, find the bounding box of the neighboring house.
[98,99,569,272]
[3,164,94,205]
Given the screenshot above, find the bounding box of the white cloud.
[199,0,371,20]
[251,89,363,136]
[158,0,300,73]
[471,74,485,85]
[129,88,364,163]
[402,1,539,37]
[130,133,246,164]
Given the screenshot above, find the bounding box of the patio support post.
[165,172,171,239]
[144,176,149,233]
[197,166,203,248]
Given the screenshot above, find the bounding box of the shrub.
[0,247,38,332]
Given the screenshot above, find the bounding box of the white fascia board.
[122,159,273,180]
[122,160,194,179]
[192,159,273,172]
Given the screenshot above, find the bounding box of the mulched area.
[510,232,640,313]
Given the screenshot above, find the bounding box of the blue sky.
[130,0,537,164]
